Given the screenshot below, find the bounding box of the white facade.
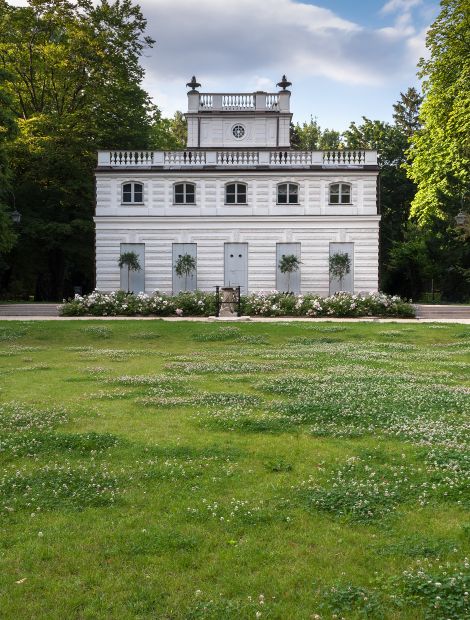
[95,80,380,295]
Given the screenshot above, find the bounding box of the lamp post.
[11,209,21,224]
[5,189,21,224]
[455,189,467,227]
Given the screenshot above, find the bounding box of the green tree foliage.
[329,252,351,291]
[174,253,196,290]
[387,220,470,301]
[118,251,141,293]
[291,117,341,150]
[393,87,423,137]
[0,68,17,258]
[343,116,416,293]
[407,0,470,225]
[0,0,157,299]
[278,253,301,293]
[150,110,187,150]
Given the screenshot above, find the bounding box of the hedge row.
[60,290,415,318]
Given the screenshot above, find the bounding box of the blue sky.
[137,0,439,131]
[9,0,439,131]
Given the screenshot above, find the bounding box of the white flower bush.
[60,289,415,318]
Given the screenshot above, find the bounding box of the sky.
[9,0,439,130]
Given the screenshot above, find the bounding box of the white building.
[94,77,380,295]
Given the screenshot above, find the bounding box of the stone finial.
[277,75,292,91]
[186,76,201,92]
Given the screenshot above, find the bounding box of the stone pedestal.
[219,287,237,317]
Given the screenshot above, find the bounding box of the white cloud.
[381,0,423,13]
[139,0,424,93]
[8,0,430,123]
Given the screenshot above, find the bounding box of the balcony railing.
[196,92,280,111]
[98,149,378,168]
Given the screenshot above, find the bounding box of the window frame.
[225,182,248,205]
[173,182,196,205]
[121,181,144,205]
[276,182,299,205]
[329,182,352,205]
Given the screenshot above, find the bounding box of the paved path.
[0,303,470,324]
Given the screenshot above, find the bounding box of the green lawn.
[0,320,469,619]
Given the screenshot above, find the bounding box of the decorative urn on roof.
[277,75,292,91]
[186,76,201,92]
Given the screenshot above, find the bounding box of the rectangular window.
[329,184,340,204]
[288,185,298,204]
[134,186,143,203]
[237,186,246,204]
[329,183,351,204]
[185,186,195,203]
[225,183,247,204]
[277,183,299,204]
[340,185,351,204]
[174,187,185,203]
[174,183,195,204]
[122,184,132,203]
[226,187,236,203]
[278,185,287,204]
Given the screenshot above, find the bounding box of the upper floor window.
[329,183,351,204]
[174,182,195,204]
[122,182,143,204]
[277,183,299,204]
[226,183,247,204]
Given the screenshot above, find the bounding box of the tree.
[278,254,301,293]
[291,117,342,151]
[118,251,141,293]
[0,0,155,300]
[293,117,322,150]
[329,252,351,292]
[174,253,196,291]
[342,115,415,292]
[319,129,342,150]
[150,110,187,150]
[407,0,470,225]
[392,87,423,137]
[0,67,18,259]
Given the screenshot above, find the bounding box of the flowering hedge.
[60,289,415,318]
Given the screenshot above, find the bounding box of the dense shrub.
[60,289,415,318]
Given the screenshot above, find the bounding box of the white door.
[329,242,354,294]
[276,243,301,293]
[172,243,197,293]
[224,243,248,293]
[120,243,145,293]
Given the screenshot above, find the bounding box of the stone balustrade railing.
[217,151,260,165]
[192,92,282,112]
[98,149,378,168]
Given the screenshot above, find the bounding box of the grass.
[0,319,469,619]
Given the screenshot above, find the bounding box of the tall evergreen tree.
[392,87,423,137]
